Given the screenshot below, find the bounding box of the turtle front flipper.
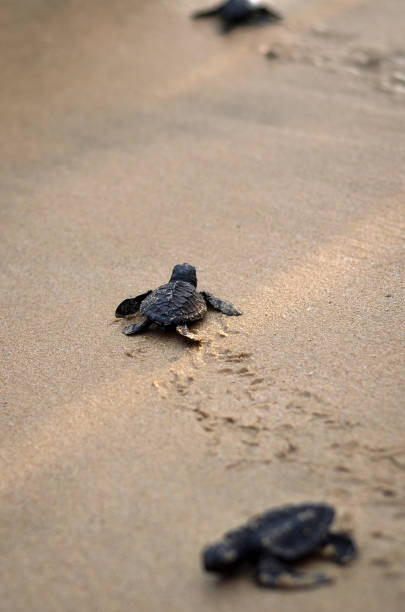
[123,318,151,336]
[176,324,202,343]
[115,291,152,318]
[319,532,357,565]
[254,555,332,589]
[200,291,242,316]
[191,3,224,19]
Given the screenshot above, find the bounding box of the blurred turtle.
[202,503,357,588]
[192,0,282,32]
[115,263,241,342]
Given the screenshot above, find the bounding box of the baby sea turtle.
[202,503,357,589]
[192,0,282,33]
[115,263,241,342]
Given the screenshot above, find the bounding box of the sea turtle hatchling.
[192,0,282,33]
[115,263,242,342]
[202,503,357,589]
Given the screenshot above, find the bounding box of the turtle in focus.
[192,0,282,33]
[202,503,357,589]
[115,263,241,342]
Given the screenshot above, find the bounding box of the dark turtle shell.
[248,503,334,560]
[140,280,207,326]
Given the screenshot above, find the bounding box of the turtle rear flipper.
[115,291,152,318]
[201,291,242,316]
[319,533,357,565]
[176,324,202,342]
[123,318,151,336]
[256,6,282,21]
[254,555,332,589]
[250,6,282,24]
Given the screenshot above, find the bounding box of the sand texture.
[1,0,404,610]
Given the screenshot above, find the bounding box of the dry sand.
[1,0,404,610]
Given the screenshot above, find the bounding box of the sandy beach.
[1,0,404,610]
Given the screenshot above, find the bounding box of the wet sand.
[1,0,404,610]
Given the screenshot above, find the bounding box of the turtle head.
[169,263,197,287]
[202,539,244,573]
